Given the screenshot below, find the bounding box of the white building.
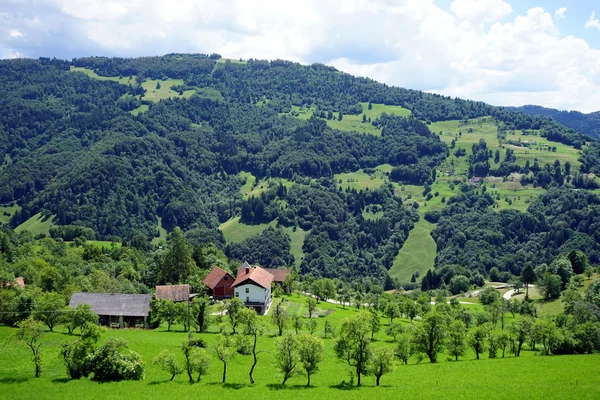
[231,264,274,315]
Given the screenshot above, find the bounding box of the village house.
[236,261,290,286]
[231,264,274,315]
[69,292,152,329]
[155,284,191,302]
[202,266,235,300]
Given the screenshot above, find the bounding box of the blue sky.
[1,0,600,112]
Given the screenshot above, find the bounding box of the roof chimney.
[243,261,251,275]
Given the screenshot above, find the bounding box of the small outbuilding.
[155,284,190,302]
[69,292,152,328]
[202,266,235,299]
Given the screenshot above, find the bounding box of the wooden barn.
[202,266,235,299]
[155,284,190,302]
[69,292,152,329]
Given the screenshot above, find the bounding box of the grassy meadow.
[0,204,20,225]
[1,294,599,400]
[389,219,437,282]
[15,213,56,236]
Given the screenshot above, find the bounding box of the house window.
[246,296,249,303]
[224,276,228,280]
[235,292,239,297]
[245,288,249,293]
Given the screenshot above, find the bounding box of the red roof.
[15,277,25,288]
[232,266,274,289]
[155,284,190,302]
[203,266,234,289]
[236,265,290,283]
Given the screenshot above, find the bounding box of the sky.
[1,0,600,113]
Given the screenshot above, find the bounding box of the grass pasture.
[281,226,308,268]
[287,103,411,136]
[15,213,56,236]
[0,203,20,225]
[389,219,437,282]
[219,217,277,244]
[1,293,599,400]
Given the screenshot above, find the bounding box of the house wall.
[234,283,270,304]
[213,275,234,298]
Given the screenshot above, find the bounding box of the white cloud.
[585,11,600,30]
[9,29,22,37]
[554,7,567,20]
[450,0,513,24]
[0,1,600,112]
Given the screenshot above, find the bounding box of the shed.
[155,284,190,302]
[202,266,235,299]
[69,292,152,328]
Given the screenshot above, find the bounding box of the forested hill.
[512,105,600,140]
[0,54,599,287]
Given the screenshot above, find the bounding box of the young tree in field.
[469,324,488,360]
[274,333,299,385]
[385,322,404,342]
[324,320,336,339]
[225,297,244,334]
[395,333,412,364]
[34,291,65,332]
[520,264,536,299]
[496,329,510,358]
[406,301,419,322]
[15,317,45,377]
[272,301,288,336]
[510,317,533,357]
[239,308,265,384]
[213,335,234,383]
[181,331,205,382]
[297,333,324,386]
[411,312,448,363]
[67,303,98,335]
[487,329,500,358]
[154,350,184,381]
[191,296,210,333]
[176,301,191,332]
[369,307,381,338]
[158,300,178,331]
[190,348,211,382]
[334,312,372,386]
[307,297,317,318]
[383,301,400,325]
[156,81,161,90]
[368,347,396,386]
[292,312,303,334]
[307,318,317,334]
[446,320,467,361]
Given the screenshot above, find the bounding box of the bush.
[86,337,145,381]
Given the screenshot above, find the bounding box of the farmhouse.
[468,177,482,186]
[155,284,190,302]
[202,266,235,299]
[69,292,152,328]
[236,261,290,285]
[231,265,274,315]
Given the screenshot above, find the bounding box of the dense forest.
[1,54,600,287]
[514,105,600,140]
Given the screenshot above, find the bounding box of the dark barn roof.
[155,284,190,302]
[69,292,152,317]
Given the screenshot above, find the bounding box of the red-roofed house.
[155,284,190,302]
[236,261,290,285]
[202,266,235,299]
[232,264,274,314]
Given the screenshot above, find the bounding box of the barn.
[69,292,152,328]
[202,266,235,299]
[155,284,190,302]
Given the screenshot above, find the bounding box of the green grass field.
[15,213,56,236]
[0,204,20,225]
[389,219,437,282]
[131,104,149,116]
[151,217,168,246]
[287,103,411,136]
[219,217,278,244]
[281,226,308,268]
[70,66,135,85]
[1,293,598,400]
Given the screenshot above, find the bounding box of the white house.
[231,264,274,315]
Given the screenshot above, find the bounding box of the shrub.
[86,337,144,381]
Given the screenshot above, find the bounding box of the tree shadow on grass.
[267,383,316,391]
[330,382,360,391]
[0,377,30,384]
[206,382,247,390]
[51,378,71,383]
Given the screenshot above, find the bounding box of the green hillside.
[15,213,56,236]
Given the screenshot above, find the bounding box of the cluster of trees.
[429,188,600,281]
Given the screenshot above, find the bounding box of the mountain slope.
[513,105,600,140]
